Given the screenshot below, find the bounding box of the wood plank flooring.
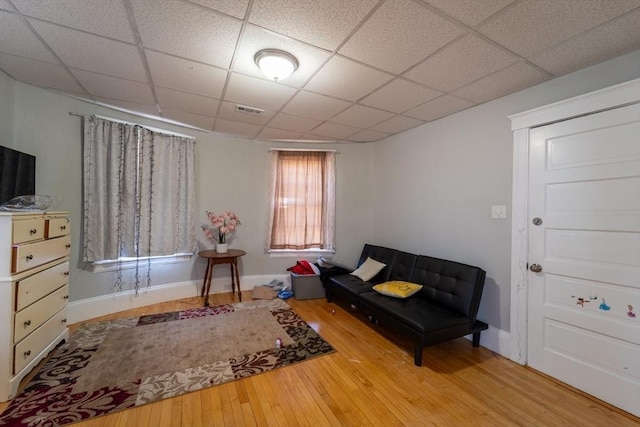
[2,291,638,426]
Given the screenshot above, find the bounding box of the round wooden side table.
[198,249,246,306]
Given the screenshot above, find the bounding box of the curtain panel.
[83,116,196,263]
[266,150,335,251]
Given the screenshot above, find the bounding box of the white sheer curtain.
[266,150,335,252]
[83,116,196,265]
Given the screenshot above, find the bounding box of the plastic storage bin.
[290,273,325,300]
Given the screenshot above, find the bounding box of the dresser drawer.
[46,218,70,239]
[12,235,71,273]
[12,218,45,244]
[14,285,69,343]
[14,309,67,374]
[16,261,70,311]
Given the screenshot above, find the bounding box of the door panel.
[528,103,640,416]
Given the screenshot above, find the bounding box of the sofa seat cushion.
[328,274,374,296]
[359,291,470,334]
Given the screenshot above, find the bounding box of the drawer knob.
[65,244,71,249]
[60,225,67,230]
[61,318,67,324]
[24,320,31,327]
[30,229,37,235]
[64,271,70,277]
[25,254,33,261]
[23,350,31,357]
[63,295,69,300]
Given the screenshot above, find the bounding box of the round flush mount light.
[254,49,299,81]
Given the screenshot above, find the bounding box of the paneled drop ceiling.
[1,0,639,143]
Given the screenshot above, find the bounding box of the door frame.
[507,78,640,365]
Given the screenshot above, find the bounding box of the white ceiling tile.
[330,105,394,128]
[404,35,519,91]
[452,61,551,104]
[0,12,57,63]
[304,55,393,101]
[71,69,154,104]
[218,101,275,125]
[156,87,219,116]
[283,91,351,120]
[29,20,147,82]
[0,53,84,93]
[348,129,390,142]
[188,0,249,19]
[297,134,337,143]
[225,73,297,111]
[232,24,331,88]
[360,79,441,113]
[529,10,640,76]
[131,0,241,68]
[215,118,261,138]
[249,0,378,51]
[257,127,303,141]
[310,122,361,139]
[94,97,160,116]
[405,95,475,121]
[146,51,227,99]
[11,0,136,43]
[0,1,17,11]
[339,0,465,73]
[477,0,640,57]
[371,115,426,134]
[421,0,514,27]
[268,112,323,132]
[162,109,214,130]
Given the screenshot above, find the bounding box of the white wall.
[371,50,640,333]
[1,72,375,301]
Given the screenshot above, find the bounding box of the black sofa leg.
[414,343,423,366]
[472,331,481,347]
[326,290,332,303]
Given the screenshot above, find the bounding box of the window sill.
[267,249,334,259]
[86,254,193,273]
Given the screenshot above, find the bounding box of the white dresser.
[0,211,71,402]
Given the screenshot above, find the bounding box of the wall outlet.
[491,205,507,219]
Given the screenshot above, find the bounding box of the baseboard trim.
[67,274,292,324]
[464,325,510,358]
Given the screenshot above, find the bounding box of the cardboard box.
[290,273,325,300]
[252,285,278,300]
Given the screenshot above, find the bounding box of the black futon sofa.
[323,244,488,366]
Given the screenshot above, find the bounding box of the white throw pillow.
[350,257,386,282]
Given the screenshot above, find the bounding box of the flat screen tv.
[0,145,36,206]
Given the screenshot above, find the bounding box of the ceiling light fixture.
[254,49,299,82]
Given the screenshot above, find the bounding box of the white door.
[527,103,640,416]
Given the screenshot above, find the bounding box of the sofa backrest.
[358,244,398,283]
[358,244,417,284]
[387,250,417,283]
[410,255,486,320]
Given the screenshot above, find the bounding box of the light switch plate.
[491,205,507,219]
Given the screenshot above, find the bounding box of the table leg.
[229,264,235,296]
[233,260,242,301]
[203,260,214,307]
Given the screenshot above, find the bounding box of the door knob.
[530,263,542,273]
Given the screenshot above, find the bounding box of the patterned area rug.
[0,299,334,427]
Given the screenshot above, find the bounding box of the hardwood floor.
[2,291,638,426]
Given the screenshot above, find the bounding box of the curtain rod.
[68,112,196,140]
[269,148,338,153]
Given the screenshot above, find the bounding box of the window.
[82,116,196,288]
[266,150,336,252]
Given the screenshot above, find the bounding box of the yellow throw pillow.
[373,281,423,298]
[350,257,386,282]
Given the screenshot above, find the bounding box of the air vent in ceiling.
[235,104,264,115]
